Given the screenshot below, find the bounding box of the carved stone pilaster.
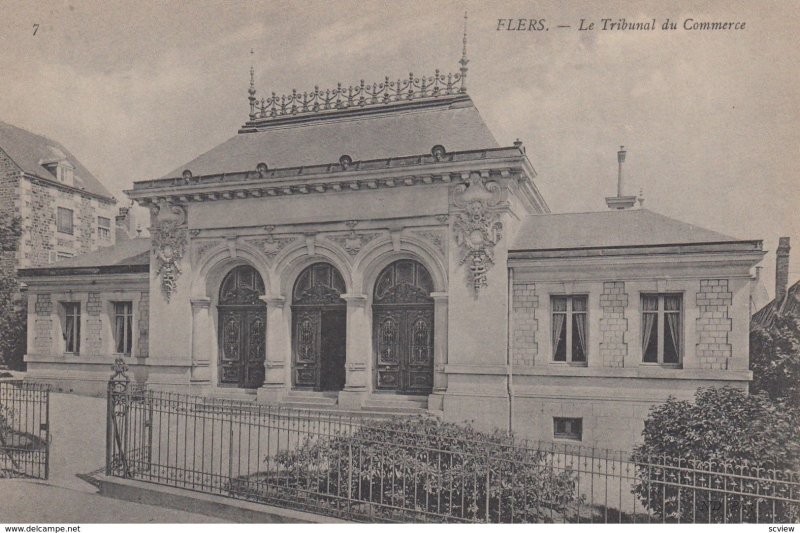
[190,297,212,382]
[151,200,188,302]
[450,172,504,296]
[340,293,369,408]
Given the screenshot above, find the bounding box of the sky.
[1,0,798,297]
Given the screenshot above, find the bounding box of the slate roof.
[18,238,150,277]
[751,279,800,330]
[159,97,499,180]
[510,209,744,251]
[0,120,114,201]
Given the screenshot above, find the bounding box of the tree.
[750,314,800,407]
[0,213,25,369]
[631,387,800,522]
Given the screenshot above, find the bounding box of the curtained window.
[62,302,81,354]
[113,302,134,355]
[551,295,588,364]
[641,294,682,365]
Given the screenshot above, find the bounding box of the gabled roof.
[158,97,499,180]
[751,280,800,330]
[511,209,744,251]
[0,120,115,201]
[18,238,150,278]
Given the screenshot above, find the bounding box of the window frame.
[550,294,589,365]
[61,302,81,355]
[112,301,134,356]
[56,207,74,235]
[98,216,111,239]
[640,293,683,366]
[553,417,583,441]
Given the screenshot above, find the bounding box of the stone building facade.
[18,63,765,451]
[0,121,117,269]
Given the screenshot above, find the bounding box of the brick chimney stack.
[776,236,791,303]
[116,206,132,241]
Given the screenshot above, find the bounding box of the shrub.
[263,416,578,523]
[751,314,800,408]
[631,387,800,523]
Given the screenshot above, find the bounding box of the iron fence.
[105,375,800,523]
[0,380,50,479]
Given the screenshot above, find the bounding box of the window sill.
[640,363,682,369]
[554,435,582,442]
[550,361,588,367]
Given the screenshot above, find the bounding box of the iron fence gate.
[0,380,50,479]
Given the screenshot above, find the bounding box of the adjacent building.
[18,57,766,450]
[0,121,118,269]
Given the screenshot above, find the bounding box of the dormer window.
[56,163,74,185]
[42,158,75,187]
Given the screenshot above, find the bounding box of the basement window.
[553,417,582,441]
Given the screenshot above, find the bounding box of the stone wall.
[17,176,116,267]
[0,148,21,272]
[512,282,538,366]
[33,293,52,355]
[599,281,628,367]
[85,292,103,356]
[138,291,149,358]
[696,279,733,369]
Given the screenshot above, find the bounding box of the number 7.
[33,24,39,35]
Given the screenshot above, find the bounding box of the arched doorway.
[217,265,266,388]
[373,259,434,395]
[291,263,347,391]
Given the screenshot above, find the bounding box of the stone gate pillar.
[258,294,289,402]
[340,293,369,409]
[190,297,212,382]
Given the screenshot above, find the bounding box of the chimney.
[605,145,638,210]
[116,206,132,241]
[776,237,791,303]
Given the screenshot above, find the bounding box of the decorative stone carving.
[451,172,504,296]
[412,229,446,256]
[245,226,298,259]
[151,200,188,302]
[192,239,223,264]
[327,221,380,257]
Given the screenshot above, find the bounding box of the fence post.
[106,358,130,476]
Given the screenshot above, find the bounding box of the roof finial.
[248,48,257,120]
[459,11,468,93]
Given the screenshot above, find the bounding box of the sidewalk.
[1,391,224,523]
[0,479,225,523]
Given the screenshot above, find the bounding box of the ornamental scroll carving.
[451,173,504,296]
[151,200,188,303]
[246,227,298,260]
[326,221,380,257]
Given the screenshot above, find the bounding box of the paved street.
[0,391,223,523]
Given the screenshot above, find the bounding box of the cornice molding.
[126,147,532,204]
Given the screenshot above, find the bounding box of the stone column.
[429,292,449,410]
[258,295,289,402]
[339,293,369,409]
[189,297,212,382]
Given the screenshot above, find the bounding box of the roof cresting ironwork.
[247,12,470,122]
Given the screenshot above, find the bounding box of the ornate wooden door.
[217,265,266,388]
[373,260,434,394]
[291,263,347,391]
